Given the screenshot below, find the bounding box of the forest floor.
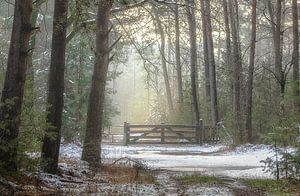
[1,143,300,195]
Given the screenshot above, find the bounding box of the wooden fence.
[123,120,220,145]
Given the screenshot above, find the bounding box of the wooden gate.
[123,121,220,145]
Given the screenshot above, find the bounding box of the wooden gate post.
[196,122,200,144]
[196,119,204,145]
[161,122,165,143]
[123,122,130,146]
[200,119,204,145]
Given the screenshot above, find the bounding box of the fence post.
[196,121,200,144]
[161,122,165,143]
[123,122,129,146]
[199,119,204,145]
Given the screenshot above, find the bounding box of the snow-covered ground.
[59,143,285,179]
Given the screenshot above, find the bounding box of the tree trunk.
[0,0,33,172]
[174,2,184,112]
[228,0,242,142]
[185,0,200,124]
[221,0,232,70]
[153,6,174,113]
[267,0,284,97]
[202,0,219,127]
[221,0,233,107]
[292,0,299,110]
[41,0,68,174]
[245,0,257,143]
[267,0,285,116]
[25,1,45,110]
[81,0,113,166]
[27,0,45,80]
[200,0,210,103]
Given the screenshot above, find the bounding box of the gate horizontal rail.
[123,120,220,145]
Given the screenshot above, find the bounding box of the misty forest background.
[0,0,299,175]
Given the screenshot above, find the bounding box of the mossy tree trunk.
[0,0,33,173]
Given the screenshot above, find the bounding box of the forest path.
[152,170,263,196]
[154,170,183,195]
[115,143,273,179]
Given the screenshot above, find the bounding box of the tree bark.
[185,0,200,124]
[81,0,113,166]
[174,2,184,112]
[245,0,257,143]
[25,0,45,110]
[41,0,68,174]
[221,0,232,71]
[292,0,299,110]
[0,0,33,172]
[267,0,285,117]
[153,6,174,113]
[204,0,219,127]
[221,0,233,107]
[27,0,45,80]
[200,0,210,103]
[228,0,242,142]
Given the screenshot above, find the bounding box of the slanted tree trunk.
[153,6,174,113]
[185,0,200,124]
[81,0,113,166]
[245,0,257,143]
[202,0,219,127]
[292,0,299,110]
[174,2,184,112]
[0,0,33,172]
[228,0,243,142]
[41,0,68,174]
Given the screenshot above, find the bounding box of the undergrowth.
[243,178,300,195]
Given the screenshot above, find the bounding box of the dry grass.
[0,157,157,195]
[101,164,156,184]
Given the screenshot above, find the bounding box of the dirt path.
[154,170,183,195]
[1,168,266,195]
[153,170,264,196]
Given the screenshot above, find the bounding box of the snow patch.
[59,143,295,179]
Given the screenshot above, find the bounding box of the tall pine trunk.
[292,0,299,110]
[200,0,210,104]
[0,0,33,172]
[27,0,45,80]
[185,0,200,125]
[174,3,184,112]
[245,0,257,143]
[41,0,68,174]
[81,0,113,166]
[200,0,210,103]
[228,0,243,142]
[267,0,284,114]
[221,0,233,107]
[202,0,219,127]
